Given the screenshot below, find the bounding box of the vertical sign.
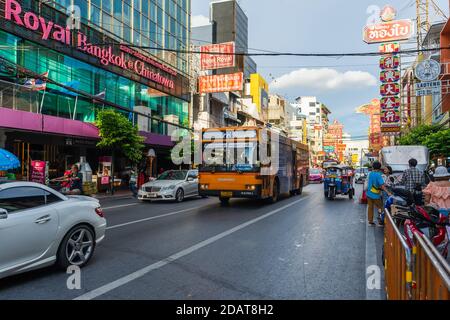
[379,52,401,133]
[30,160,47,184]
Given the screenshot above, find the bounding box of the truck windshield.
[200,142,260,173]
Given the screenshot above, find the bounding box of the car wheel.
[57,225,95,269]
[175,188,184,202]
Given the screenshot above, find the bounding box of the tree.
[96,109,145,164]
[397,124,441,146]
[423,128,450,159]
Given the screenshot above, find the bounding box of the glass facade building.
[0,0,191,135]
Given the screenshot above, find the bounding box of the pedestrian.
[380,166,395,224]
[66,164,83,195]
[366,161,389,226]
[398,158,426,193]
[129,167,138,198]
[423,166,450,213]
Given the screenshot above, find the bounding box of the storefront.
[0,0,191,188]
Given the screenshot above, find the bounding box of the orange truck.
[198,126,309,205]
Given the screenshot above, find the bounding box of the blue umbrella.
[0,149,20,171]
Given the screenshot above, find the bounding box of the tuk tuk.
[323,165,355,200]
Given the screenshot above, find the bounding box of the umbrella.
[0,149,20,171]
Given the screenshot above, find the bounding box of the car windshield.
[157,171,188,181]
[310,169,321,174]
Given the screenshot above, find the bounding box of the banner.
[30,160,47,184]
[200,42,235,70]
[198,72,243,94]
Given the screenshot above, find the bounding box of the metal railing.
[384,210,413,300]
[412,233,450,300]
[384,208,450,300]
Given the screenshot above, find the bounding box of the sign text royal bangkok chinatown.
[3,0,174,89]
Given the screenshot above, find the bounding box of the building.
[401,22,446,129]
[191,23,236,129]
[439,15,450,128]
[324,120,345,163]
[267,94,287,131]
[210,0,257,79]
[0,0,191,181]
[287,103,307,144]
[190,0,259,129]
[344,138,369,167]
[293,96,325,166]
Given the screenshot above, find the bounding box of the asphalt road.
[0,183,385,300]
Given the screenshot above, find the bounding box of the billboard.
[198,72,243,94]
[200,42,235,70]
[363,20,414,44]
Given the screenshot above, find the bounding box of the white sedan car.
[138,170,200,202]
[0,181,106,280]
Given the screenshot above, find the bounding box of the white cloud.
[191,15,210,27]
[270,68,377,92]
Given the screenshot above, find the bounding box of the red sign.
[200,42,235,70]
[380,55,400,69]
[380,83,400,96]
[198,73,243,94]
[380,69,400,83]
[380,96,400,109]
[379,42,400,53]
[380,109,401,125]
[363,20,414,44]
[30,160,46,184]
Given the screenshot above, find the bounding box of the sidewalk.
[91,190,134,200]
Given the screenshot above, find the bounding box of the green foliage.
[423,129,450,158]
[397,125,441,146]
[96,109,145,164]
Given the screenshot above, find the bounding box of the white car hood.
[143,180,183,188]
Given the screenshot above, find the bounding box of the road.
[0,183,385,300]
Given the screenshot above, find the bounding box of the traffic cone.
[360,189,368,204]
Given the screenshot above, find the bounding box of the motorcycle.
[386,187,450,258]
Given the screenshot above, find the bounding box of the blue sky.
[191,0,449,137]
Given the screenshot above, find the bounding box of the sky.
[191,0,450,138]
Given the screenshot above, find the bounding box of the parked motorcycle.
[386,187,450,258]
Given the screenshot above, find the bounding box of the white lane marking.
[103,203,138,210]
[106,206,204,230]
[74,197,307,300]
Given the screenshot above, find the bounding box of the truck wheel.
[297,177,303,195]
[267,180,279,204]
[219,197,230,206]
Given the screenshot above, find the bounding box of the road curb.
[365,207,387,300]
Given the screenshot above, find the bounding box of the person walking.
[129,167,138,198]
[366,161,389,226]
[399,158,426,193]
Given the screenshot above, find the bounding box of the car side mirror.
[187,177,194,182]
[0,208,8,220]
